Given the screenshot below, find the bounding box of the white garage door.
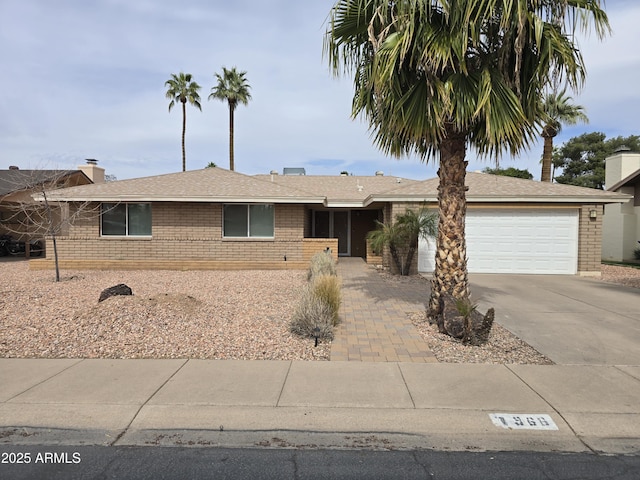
[419,209,579,274]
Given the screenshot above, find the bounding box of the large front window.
[101,203,151,236]
[223,204,274,238]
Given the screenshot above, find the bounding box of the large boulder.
[99,284,133,303]
[437,293,495,346]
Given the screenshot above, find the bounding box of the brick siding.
[577,204,603,275]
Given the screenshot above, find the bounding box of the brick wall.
[44,202,308,267]
[577,204,603,275]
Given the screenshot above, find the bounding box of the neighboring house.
[602,149,640,262]
[32,166,628,275]
[0,163,98,250]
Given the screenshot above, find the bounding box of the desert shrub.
[634,247,640,260]
[307,252,336,280]
[311,274,341,326]
[292,253,342,342]
[290,286,336,341]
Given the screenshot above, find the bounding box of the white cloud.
[0,0,637,182]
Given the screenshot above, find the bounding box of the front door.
[333,211,350,256]
[351,210,380,258]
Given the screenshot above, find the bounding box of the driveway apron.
[330,258,437,362]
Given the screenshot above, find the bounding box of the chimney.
[78,159,105,183]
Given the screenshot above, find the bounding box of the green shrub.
[311,274,341,326]
[307,252,336,280]
[290,286,336,341]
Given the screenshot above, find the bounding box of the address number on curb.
[490,413,558,430]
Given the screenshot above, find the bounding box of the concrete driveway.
[470,274,640,365]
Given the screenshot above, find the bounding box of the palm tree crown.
[326,0,609,322]
[540,89,588,182]
[165,72,202,172]
[209,67,252,171]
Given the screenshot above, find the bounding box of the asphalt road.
[1,446,639,480]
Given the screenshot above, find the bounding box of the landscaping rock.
[98,284,133,303]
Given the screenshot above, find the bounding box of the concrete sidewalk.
[1,358,639,454]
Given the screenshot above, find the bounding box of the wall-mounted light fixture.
[589,209,598,219]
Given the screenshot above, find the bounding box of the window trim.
[100,202,152,238]
[222,203,275,239]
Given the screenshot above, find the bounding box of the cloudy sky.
[1,1,638,181]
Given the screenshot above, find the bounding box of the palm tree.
[209,67,252,171]
[367,208,437,275]
[165,72,202,172]
[326,0,609,324]
[540,89,588,182]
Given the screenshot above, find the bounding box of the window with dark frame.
[101,203,151,236]
[223,204,274,238]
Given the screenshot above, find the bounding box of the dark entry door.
[351,210,380,258]
[333,211,350,256]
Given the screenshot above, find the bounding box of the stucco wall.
[603,153,640,262]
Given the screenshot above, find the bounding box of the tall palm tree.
[540,89,588,182]
[326,0,609,324]
[165,72,202,172]
[209,67,252,171]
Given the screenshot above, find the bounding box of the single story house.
[31,166,628,275]
[602,148,640,262]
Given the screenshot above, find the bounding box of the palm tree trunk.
[389,244,403,275]
[404,240,418,276]
[540,134,554,182]
[181,101,187,172]
[229,105,235,171]
[428,127,470,325]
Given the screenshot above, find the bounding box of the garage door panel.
[419,208,578,274]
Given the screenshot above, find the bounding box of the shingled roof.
[371,172,630,204]
[256,173,417,206]
[42,167,630,206]
[44,167,326,204]
[0,169,89,197]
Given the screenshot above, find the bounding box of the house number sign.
[489,413,558,430]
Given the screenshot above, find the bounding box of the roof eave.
[369,194,632,204]
[39,195,327,204]
[467,195,632,204]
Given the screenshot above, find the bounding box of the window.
[101,203,151,236]
[223,204,274,238]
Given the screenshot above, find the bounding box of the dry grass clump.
[307,252,337,280]
[291,253,341,341]
[290,286,337,341]
[312,274,341,325]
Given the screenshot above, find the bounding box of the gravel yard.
[0,261,329,360]
[1,261,637,362]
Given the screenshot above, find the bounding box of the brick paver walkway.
[330,258,437,362]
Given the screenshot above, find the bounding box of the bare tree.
[0,168,106,281]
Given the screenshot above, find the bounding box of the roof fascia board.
[324,201,367,208]
[370,194,632,204]
[37,195,327,204]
